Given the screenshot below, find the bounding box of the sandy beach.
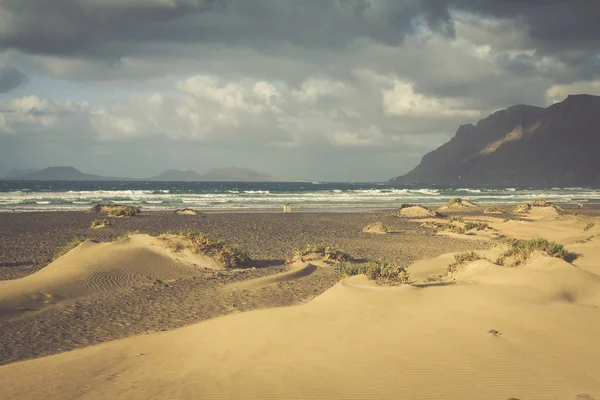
[1,204,599,399]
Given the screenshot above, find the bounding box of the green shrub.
[496,237,573,266]
[338,260,411,284]
[290,243,351,263]
[54,237,86,260]
[90,219,110,228]
[464,222,492,231]
[447,251,482,273]
[161,231,249,268]
[363,221,389,233]
[437,223,465,234]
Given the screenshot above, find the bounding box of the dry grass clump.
[464,221,492,231]
[444,197,477,208]
[437,223,465,234]
[496,237,573,266]
[448,215,464,223]
[484,206,504,214]
[338,260,411,284]
[289,243,351,264]
[161,231,249,268]
[395,204,440,218]
[362,221,389,234]
[576,235,596,244]
[584,222,595,232]
[91,204,140,217]
[90,219,110,229]
[54,237,87,260]
[174,208,199,216]
[513,200,563,214]
[447,251,482,274]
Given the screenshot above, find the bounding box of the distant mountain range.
[391,94,600,186]
[5,166,296,182]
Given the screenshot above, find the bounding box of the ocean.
[1,181,599,212]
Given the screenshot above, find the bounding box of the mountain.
[6,166,296,182]
[150,167,282,181]
[5,168,40,179]
[200,167,277,181]
[391,94,600,186]
[148,169,203,181]
[13,167,125,181]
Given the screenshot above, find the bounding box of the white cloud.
[546,81,600,104]
[382,81,479,118]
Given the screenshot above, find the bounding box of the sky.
[1,0,599,182]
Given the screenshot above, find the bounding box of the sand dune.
[1,214,600,399]
[0,235,214,321]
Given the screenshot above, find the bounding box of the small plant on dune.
[584,222,595,232]
[90,219,110,229]
[447,251,482,274]
[576,235,596,244]
[363,221,389,233]
[290,243,351,263]
[464,222,492,231]
[92,204,140,217]
[484,206,504,214]
[338,260,411,284]
[447,197,463,206]
[496,237,574,266]
[437,223,465,234]
[161,231,249,268]
[448,215,464,223]
[54,237,87,260]
[503,216,527,223]
[114,230,140,241]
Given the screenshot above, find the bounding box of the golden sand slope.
[0,235,218,321]
[1,216,600,400]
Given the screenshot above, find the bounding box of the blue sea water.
[1,180,599,212]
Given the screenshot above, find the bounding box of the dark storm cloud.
[0,65,27,93]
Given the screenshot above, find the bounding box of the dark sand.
[1,209,494,365]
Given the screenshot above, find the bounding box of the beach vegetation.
[437,223,465,234]
[90,219,110,229]
[54,237,87,260]
[484,206,504,214]
[576,235,596,244]
[160,231,249,268]
[496,237,574,266]
[584,222,595,232]
[448,216,464,223]
[92,204,140,217]
[464,221,492,231]
[447,251,482,273]
[338,260,411,284]
[363,221,389,233]
[289,243,351,263]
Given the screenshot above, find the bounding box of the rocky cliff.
[391,94,600,186]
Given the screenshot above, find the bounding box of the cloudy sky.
[0,0,599,181]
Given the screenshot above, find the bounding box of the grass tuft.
[363,221,389,233]
[484,206,504,214]
[464,221,492,231]
[290,243,351,263]
[447,251,482,273]
[496,237,574,266]
[338,260,411,284]
[448,216,464,223]
[160,231,249,268]
[584,222,595,232]
[91,204,140,217]
[54,237,87,260]
[90,219,110,229]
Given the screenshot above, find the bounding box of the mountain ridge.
[391,94,600,186]
[5,166,296,182]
